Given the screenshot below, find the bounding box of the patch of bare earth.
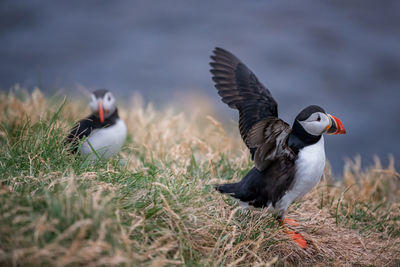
[284,202,399,266]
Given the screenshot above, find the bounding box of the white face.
[298,112,331,136]
[102,92,116,116]
[89,94,99,112]
[89,91,117,118]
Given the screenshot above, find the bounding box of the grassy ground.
[0,89,399,266]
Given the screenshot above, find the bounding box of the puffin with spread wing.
[210,47,346,248]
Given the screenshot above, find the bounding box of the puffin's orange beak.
[327,114,346,135]
[98,100,104,123]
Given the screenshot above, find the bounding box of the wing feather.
[210,47,296,173]
[210,47,278,146]
[246,118,294,171]
[65,116,96,153]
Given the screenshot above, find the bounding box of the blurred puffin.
[66,89,127,160]
[210,47,346,248]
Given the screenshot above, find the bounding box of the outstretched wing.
[210,47,278,147]
[210,47,288,162]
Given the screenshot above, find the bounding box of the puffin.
[65,89,127,160]
[210,47,346,248]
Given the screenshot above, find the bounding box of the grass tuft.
[0,89,399,266]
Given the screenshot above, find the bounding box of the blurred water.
[1,0,400,172]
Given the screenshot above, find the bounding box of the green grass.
[0,89,399,266]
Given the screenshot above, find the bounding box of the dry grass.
[0,88,399,266]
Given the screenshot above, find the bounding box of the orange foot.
[281,218,307,249]
[284,229,307,249]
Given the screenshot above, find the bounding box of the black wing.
[246,118,294,171]
[65,115,96,153]
[210,47,278,147]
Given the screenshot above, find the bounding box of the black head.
[295,105,325,121]
[93,89,109,99]
[293,105,331,138]
[295,105,346,136]
[288,105,346,153]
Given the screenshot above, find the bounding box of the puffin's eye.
[108,95,111,101]
[317,115,321,122]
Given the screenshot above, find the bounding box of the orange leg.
[282,218,299,227]
[281,219,307,249]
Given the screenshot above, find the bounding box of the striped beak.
[98,100,104,123]
[326,114,346,135]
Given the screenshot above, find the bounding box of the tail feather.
[214,183,239,195]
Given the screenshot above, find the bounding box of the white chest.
[276,136,325,211]
[81,119,127,160]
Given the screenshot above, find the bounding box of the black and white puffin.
[66,89,127,160]
[210,47,346,248]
